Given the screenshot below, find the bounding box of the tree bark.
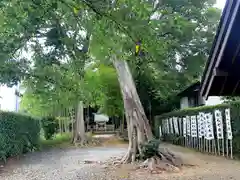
[73,101,86,145]
[113,58,153,163]
[121,111,125,134]
[113,58,183,170]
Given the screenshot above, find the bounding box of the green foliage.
[41,116,58,140]
[0,0,221,122]
[0,111,40,162]
[156,104,228,120]
[89,0,221,100]
[20,63,123,117]
[154,101,240,158]
[94,64,123,116]
[221,96,240,103]
[161,134,184,145]
[141,139,161,159]
[40,133,72,149]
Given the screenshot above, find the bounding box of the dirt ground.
[105,143,240,180]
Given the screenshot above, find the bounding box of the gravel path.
[0,147,126,180]
[1,144,240,180]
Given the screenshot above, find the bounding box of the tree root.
[119,147,183,174]
[138,155,181,174]
[121,149,132,164]
[158,147,183,167]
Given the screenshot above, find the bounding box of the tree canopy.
[0,0,221,116]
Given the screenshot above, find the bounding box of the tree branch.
[60,0,137,43]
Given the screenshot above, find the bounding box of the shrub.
[0,111,40,162]
[141,139,161,159]
[161,134,184,145]
[41,116,58,140]
[154,101,240,158]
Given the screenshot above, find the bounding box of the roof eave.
[200,0,240,98]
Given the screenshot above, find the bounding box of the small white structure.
[94,113,109,132]
[94,114,109,122]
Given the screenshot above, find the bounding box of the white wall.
[180,97,189,109]
[180,96,222,110]
[205,96,223,106]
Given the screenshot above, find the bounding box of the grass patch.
[40,133,129,149]
[40,133,72,149]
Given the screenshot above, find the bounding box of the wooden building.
[200,0,240,98]
[178,81,222,109]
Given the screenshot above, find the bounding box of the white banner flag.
[169,118,174,134]
[183,117,187,137]
[173,117,179,134]
[159,125,162,137]
[214,110,224,139]
[225,108,232,140]
[163,119,169,134]
[191,116,197,137]
[162,119,166,134]
[166,119,170,134]
[178,117,182,135]
[205,113,214,140]
[198,112,205,138]
[186,116,191,136]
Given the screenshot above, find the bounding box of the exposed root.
[121,149,132,164]
[137,155,181,174]
[158,147,183,167]
[99,148,189,179]
[119,147,183,174]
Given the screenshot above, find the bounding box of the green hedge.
[154,101,240,157]
[0,111,40,162]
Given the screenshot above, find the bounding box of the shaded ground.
[1,143,240,180]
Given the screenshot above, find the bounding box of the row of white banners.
[161,108,232,140]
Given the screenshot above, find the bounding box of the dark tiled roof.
[177,82,200,97]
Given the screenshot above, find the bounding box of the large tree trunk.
[121,110,125,134]
[113,59,183,171]
[72,101,86,145]
[113,59,153,163]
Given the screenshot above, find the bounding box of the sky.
[216,0,226,9]
[0,0,227,111]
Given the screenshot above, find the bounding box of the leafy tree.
[95,64,123,117]
[20,63,123,117]
[0,0,221,168]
